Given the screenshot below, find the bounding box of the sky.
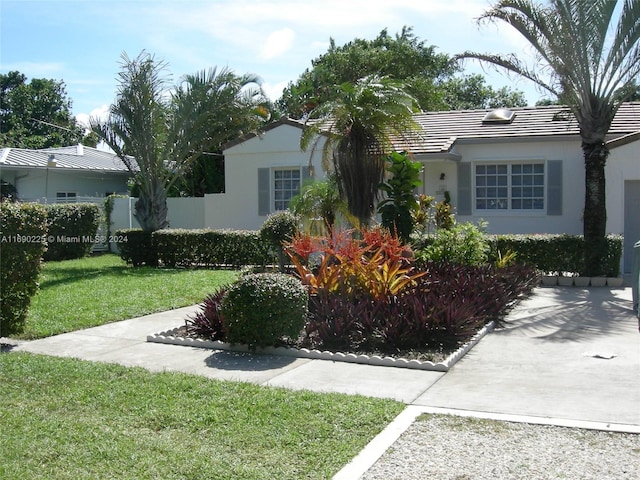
[1,0,551,128]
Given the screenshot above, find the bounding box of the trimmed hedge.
[116,228,274,268]
[486,234,623,277]
[43,203,101,261]
[115,229,157,267]
[0,202,47,336]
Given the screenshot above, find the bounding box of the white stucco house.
[0,144,131,203]
[215,103,640,272]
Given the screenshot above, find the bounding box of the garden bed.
[147,320,496,372]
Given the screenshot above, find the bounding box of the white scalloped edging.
[146,321,495,372]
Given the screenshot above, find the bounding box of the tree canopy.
[300,75,420,227]
[0,71,88,148]
[277,26,526,118]
[91,52,268,231]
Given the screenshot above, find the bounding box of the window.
[273,169,301,211]
[56,192,77,203]
[475,163,544,211]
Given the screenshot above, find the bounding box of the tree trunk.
[582,140,608,277]
[134,179,169,233]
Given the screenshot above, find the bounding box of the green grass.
[21,254,238,339]
[0,353,404,480]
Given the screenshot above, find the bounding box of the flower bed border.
[147,321,495,372]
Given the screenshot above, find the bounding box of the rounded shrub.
[221,272,308,350]
[259,211,299,271]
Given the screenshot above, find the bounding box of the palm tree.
[300,75,420,228]
[289,173,352,234]
[457,0,640,276]
[91,51,267,232]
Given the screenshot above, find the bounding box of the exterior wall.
[206,123,326,230]
[607,140,640,271]
[4,167,129,202]
[606,140,640,234]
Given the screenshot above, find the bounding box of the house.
[216,103,640,272]
[0,144,131,203]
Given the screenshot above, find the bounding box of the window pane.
[273,168,301,210]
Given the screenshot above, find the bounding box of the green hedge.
[116,228,274,268]
[43,203,101,261]
[487,234,622,277]
[115,229,157,267]
[0,202,48,336]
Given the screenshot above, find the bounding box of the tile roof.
[394,102,640,155]
[231,103,640,156]
[0,145,131,172]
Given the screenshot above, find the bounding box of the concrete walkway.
[7,285,640,476]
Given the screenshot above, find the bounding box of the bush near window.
[486,234,622,277]
[413,221,490,267]
[259,211,299,272]
[43,203,100,261]
[221,273,308,350]
[0,202,47,336]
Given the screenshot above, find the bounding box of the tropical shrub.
[378,151,422,243]
[221,273,308,350]
[414,221,489,267]
[304,262,538,353]
[286,228,422,300]
[0,202,47,336]
[185,288,228,341]
[43,203,100,261]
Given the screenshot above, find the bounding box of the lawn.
[21,254,237,339]
[0,353,404,479]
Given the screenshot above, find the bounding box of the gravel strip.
[361,414,640,480]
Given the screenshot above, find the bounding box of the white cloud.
[262,79,290,102]
[260,28,296,60]
[75,105,110,130]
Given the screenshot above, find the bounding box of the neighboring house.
[217,103,640,271]
[0,144,131,203]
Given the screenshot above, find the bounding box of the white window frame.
[272,167,301,212]
[473,161,546,213]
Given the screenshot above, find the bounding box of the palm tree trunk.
[134,178,169,232]
[582,140,608,276]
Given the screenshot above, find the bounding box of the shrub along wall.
[44,203,101,261]
[116,228,275,268]
[486,234,623,277]
[0,202,48,336]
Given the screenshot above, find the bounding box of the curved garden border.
[147,321,495,372]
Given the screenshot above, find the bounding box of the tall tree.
[300,75,419,227]
[91,52,267,231]
[457,0,640,276]
[277,26,526,118]
[441,74,528,110]
[0,71,85,148]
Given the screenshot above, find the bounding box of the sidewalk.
[8,285,640,475]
